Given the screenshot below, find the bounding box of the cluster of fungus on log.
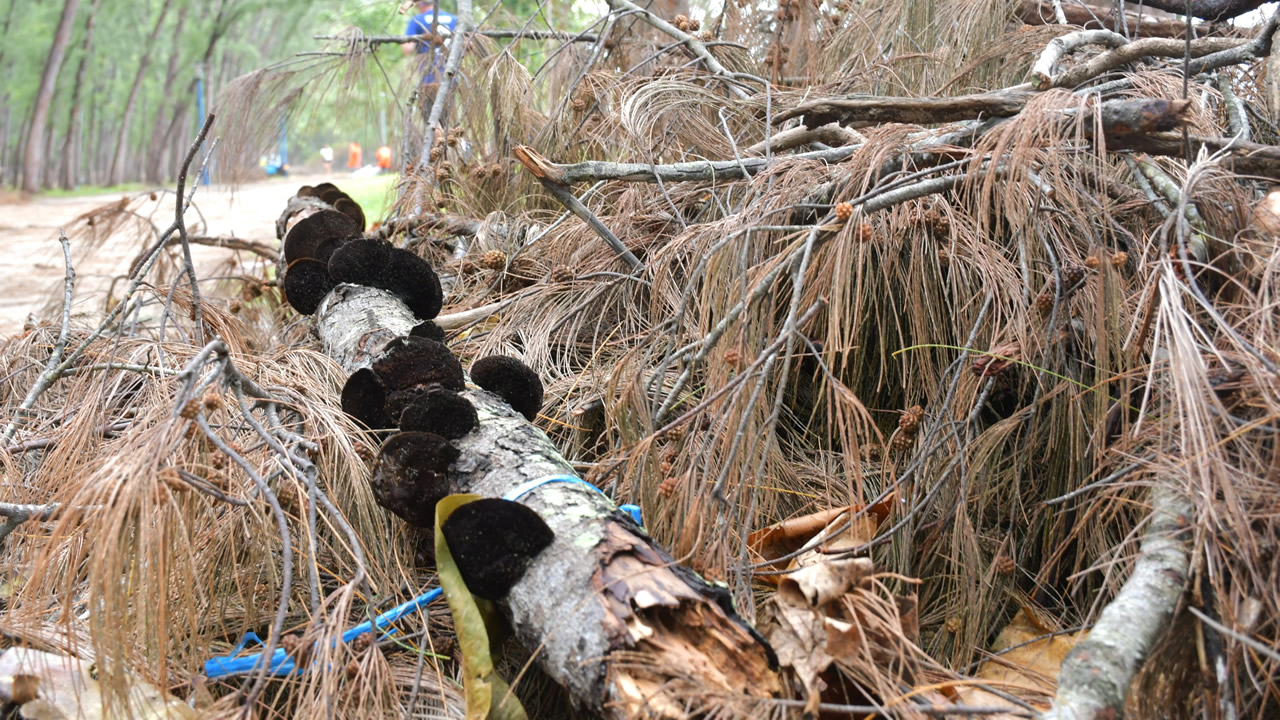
[281,208,362,315]
[320,227,555,598]
[328,238,443,321]
[298,182,366,230]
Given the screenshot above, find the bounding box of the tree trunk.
[21,0,80,194]
[280,202,779,717]
[145,2,190,184]
[61,0,101,191]
[107,0,174,186]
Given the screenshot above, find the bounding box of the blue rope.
[204,477,641,679]
[203,587,443,679]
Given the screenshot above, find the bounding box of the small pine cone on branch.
[835,202,853,221]
[658,473,683,498]
[898,405,924,434]
[1060,263,1086,292]
[995,554,1016,576]
[890,432,915,455]
[550,266,575,283]
[479,249,507,270]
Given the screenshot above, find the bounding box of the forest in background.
[0,0,584,192]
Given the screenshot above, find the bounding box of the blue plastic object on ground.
[203,587,443,679]
[204,477,642,679]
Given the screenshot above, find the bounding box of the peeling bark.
[305,281,780,716]
[1042,487,1193,720]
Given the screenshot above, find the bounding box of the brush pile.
[4,0,1280,717]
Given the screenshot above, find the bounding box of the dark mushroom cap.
[400,388,477,439]
[328,237,394,287]
[333,197,366,231]
[385,247,443,320]
[373,336,466,393]
[370,431,460,527]
[341,367,393,431]
[329,241,442,321]
[313,236,347,266]
[311,182,339,195]
[319,188,350,207]
[441,498,554,601]
[296,185,315,197]
[282,259,336,315]
[410,321,446,343]
[284,209,361,264]
[470,355,544,421]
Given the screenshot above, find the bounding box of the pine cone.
[835,202,853,221]
[550,266,575,283]
[479,249,507,270]
[890,432,915,454]
[898,405,924,434]
[995,554,1016,576]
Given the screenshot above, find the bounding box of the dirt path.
[0,174,331,336]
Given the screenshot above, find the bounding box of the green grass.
[341,173,399,223]
[40,182,149,198]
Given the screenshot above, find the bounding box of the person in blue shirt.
[401,1,458,85]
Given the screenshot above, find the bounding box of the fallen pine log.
[280,199,780,717]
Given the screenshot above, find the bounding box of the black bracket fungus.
[310,182,338,196]
[328,237,392,286]
[340,367,394,431]
[281,259,337,315]
[370,431,460,527]
[283,209,361,265]
[327,239,444,322]
[332,197,366,231]
[469,355,544,421]
[385,247,444,320]
[441,498,554,601]
[372,336,466,420]
[399,388,478,439]
[409,321,446,343]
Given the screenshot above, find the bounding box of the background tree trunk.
[107,0,173,186]
[61,0,101,191]
[21,0,80,193]
[144,2,190,184]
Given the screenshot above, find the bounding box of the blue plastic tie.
[504,475,643,527]
[203,587,443,679]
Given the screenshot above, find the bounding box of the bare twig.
[418,0,473,166]
[314,29,599,44]
[607,0,754,99]
[513,145,643,270]
[0,502,62,544]
[1,231,75,446]
[174,113,216,344]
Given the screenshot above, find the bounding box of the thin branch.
[513,146,643,270]
[607,0,753,99]
[1,231,75,445]
[174,113,216,345]
[1043,486,1192,719]
[314,29,599,44]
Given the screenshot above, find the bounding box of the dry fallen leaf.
[0,647,197,720]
